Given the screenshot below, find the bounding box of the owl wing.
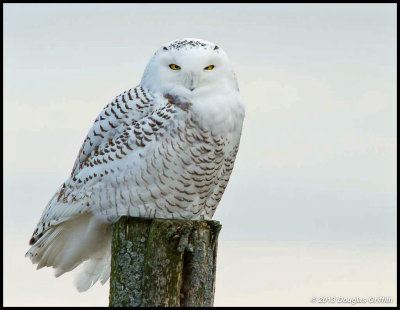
[26,89,183,281]
[28,90,179,246]
[71,86,156,177]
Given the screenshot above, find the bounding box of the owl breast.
[90,97,241,221]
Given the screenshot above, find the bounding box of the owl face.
[141,38,239,97]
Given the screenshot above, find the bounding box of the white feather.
[26,214,112,290]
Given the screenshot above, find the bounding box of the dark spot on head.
[163,46,168,50]
[214,45,219,50]
[167,39,209,51]
[29,237,35,245]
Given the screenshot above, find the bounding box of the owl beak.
[185,72,197,92]
[187,79,196,92]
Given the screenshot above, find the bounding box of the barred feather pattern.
[26,85,242,290]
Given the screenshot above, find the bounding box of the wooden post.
[109,217,222,307]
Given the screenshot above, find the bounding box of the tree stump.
[109,217,222,307]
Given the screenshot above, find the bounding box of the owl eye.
[169,64,181,70]
[204,65,215,70]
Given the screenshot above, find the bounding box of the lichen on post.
[109,217,222,307]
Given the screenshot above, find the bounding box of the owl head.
[140,38,239,97]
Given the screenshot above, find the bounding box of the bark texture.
[109,217,221,307]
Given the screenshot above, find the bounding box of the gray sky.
[4,3,396,306]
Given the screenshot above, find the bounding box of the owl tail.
[25,213,112,292]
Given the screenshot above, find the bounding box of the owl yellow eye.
[169,64,181,70]
[204,65,215,70]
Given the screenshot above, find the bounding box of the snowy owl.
[26,38,245,292]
